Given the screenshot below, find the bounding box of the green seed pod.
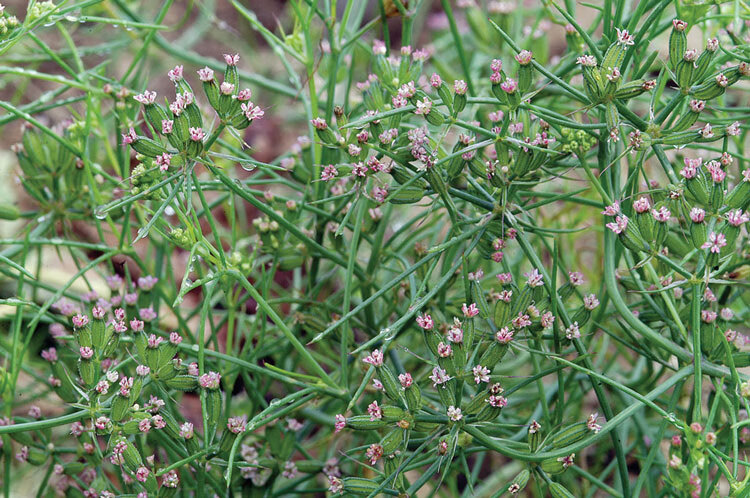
[205,388,222,432]
[464,390,489,415]
[118,437,143,470]
[668,21,687,69]
[342,477,381,495]
[77,326,93,349]
[172,112,190,145]
[78,359,96,387]
[437,382,457,407]
[144,103,169,134]
[635,211,655,243]
[550,421,589,448]
[479,342,509,367]
[435,83,453,114]
[685,175,710,207]
[605,102,619,131]
[541,457,566,475]
[494,298,511,328]
[613,79,648,100]
[518,64,534,94]
[381,405,407,422]
[295,460,324,473]
[453,93,467,115]
[0,203,20,220]
[27,447,48,466]
[424,109,444,126]
[528,424,541,452]
[389,185,426,204]
[557,282,574,302]
[381,428,405,455]
[203,80,221,112]
[111,394,131,422]
[405,384,422,412]
[690,79,725,100]
[581,64,604,102]
[660,130,699,146]
[670,108,700,133]
[346,415,388,430]
[509,469,530,493]
[600,43,626,81]
[131,137,167,157]
[725,180,750,210]
[377,364,406,406]
[675,59,695,90]
[549,482,577,498]
[692,50,714,83]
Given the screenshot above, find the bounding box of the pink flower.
[365,443,383,465]
[447,321,463,343]
[367,401,383,421]
[429,366,451,387]
[430,73,442,88]
[601,201,620,216]
[447,406,463,421]
[170,332,182,344]
[147,334,163,348]
[179,422,194,439]
[220,82,235,95]
[515,50,533,65]
[130,319,144,332]
[167,65,183,82]
[473,365,490,384]
[672,19,688,31]
[227,415,247,434]
[72,313,89,328]
[321,164,338,181]
[496,327,514,344]
[189,127,205,142]
[633,197,650,213]
[606,215,629,234]
[524,268,544,287]
[140,307,157,321]
[95,416,110,430]
[223,53,240,66]
[491,59,503,72]
[156,153,171,171]
[565,322,580,340]
[701,232,726,253]
[134,90,156,105]
[487,395,507,408]
[587,413,602,433]
[462,303,479,318]
[615,28,634,46]
[569,271,584,286]
[690,207,705,223]
[541,311,555,328]
[726,209,749,227]
[197,67,214,81]
[334,414,346,433]
[79,346,94,359]
[454,79,468,94]
[576,55,597,67]
[437,341,453,358]
[41,347,58,362]
[135,466,150,483]
[399,373,413,388]
[500,78,517,93]
[689,100,705,112]
[415,97,432,115]
[311,117,328,130]
[136,365,150,376]
[558,453,575,468]
[372,378,383,390]
[138,418,151,433]
[584,294,600,310]
[716,73,728,87]
[363,349,384,367]
[496,272,512,284]
[199,371,221,389]
[651,206,671,223]
[416,313,433,330]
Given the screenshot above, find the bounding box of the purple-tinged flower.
[223,53,240,66]
[558,454,575,468]
[601,201,620,216]
[95,416,110,430]
[651,206,671,223]
[726,209,749,227]
[135,466,150,483]
[399,373,413,388]
[569,271,584,286]
[415,97,432,115]
[701,232,726,253]
[496,327,514,344]
[565,322,580,340]
[41,347,58,362]
[473,365,490,384]
[134,90,156,105]
[367,401,383,421]
[584,294,600,310]
[180,422,194,439]
[122,127,138,145]
[321,164,338,181]
[372,39,386,55]
[156,153,171,171]
[363,349,384,367]
[311,117,328,130]
[524,268,544,287]
[334,414,346,433]
[615,27,635,46]
[136,364,150,376]
[139,418,151,433]
[416,313,433,330]
[454,79,468,94]
[447,406,463,421]
[541,311,555,328]
[576,55,597,67]
[633,197,650,213]
[672,19,688,31]
[227,415,247,434]
[73,313,89,329]
[587,413,602,433]
[79,346,94,360]
[606,215,629,234]
[199,371,221,389]
[690,100,705,112]
[500,78,518,93]
[430,73,442,88]
[140,307,157,321]
[197,66,214,81]
[220,82,235,95]
[169,331,182,344]
[727,121,741,136]
[167,65,183,82]
[237,88,252,101]
[437,341,453,358]
[701,310,717,323]
[496,272,512,284]
[716,73,728,87]
[487,395,507,408]
[189,127,205,142]
[365,443,383,465]
[28,405,41,418]
[429,366,451,387]
[491,59,503,72]
[515,50,533,65]
[95,380,110,394]
[462,303,479,317]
